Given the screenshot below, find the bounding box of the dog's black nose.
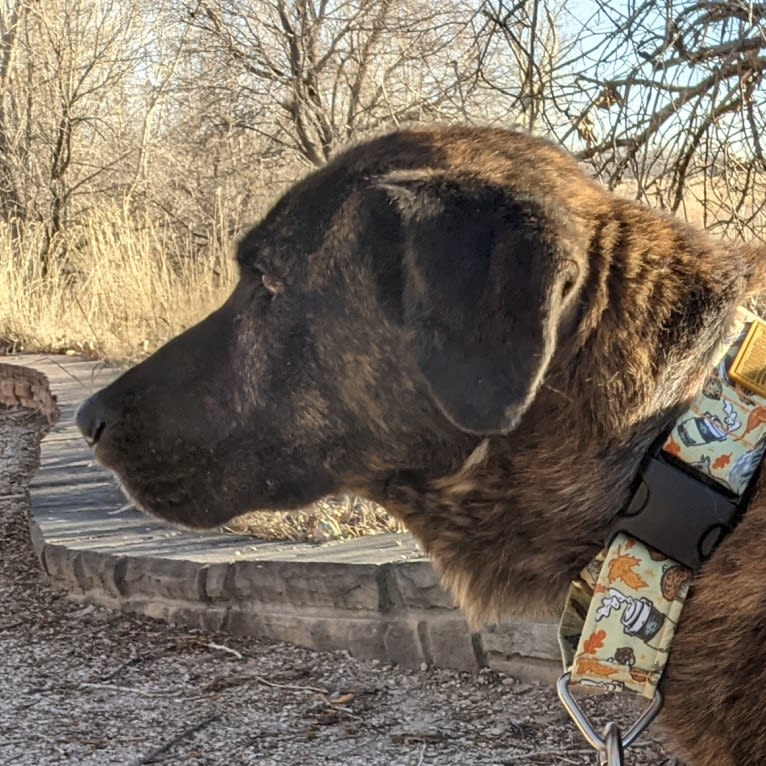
[75,394,108,446]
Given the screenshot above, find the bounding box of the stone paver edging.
[12,355,560,681]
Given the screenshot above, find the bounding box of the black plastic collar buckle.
[609,451,743,573]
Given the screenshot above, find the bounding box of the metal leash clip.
[601,722,624,766]
[556,673,663,765]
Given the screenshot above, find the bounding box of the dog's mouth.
[88,429,328,530]
[116,472,240,528]
[86,436,239,528]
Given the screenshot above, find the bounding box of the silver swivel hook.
[600,722,624,766]
[556,673,662,766]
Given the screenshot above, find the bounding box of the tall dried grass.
[0,204,237,363]
[0,204,395,542]
[8,181,755,542]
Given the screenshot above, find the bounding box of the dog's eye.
[252,266,281,297]
[261,273,281,295]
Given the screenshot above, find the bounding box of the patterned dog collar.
[557,307,766,759]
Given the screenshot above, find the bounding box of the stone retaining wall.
[37,531,560,680]
[14,355,562,682]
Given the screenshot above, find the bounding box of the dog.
[75,126,766,765]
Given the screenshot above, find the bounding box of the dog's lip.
[90,457,166,517]
[81,445,147,512]
[87,442,124,478]
[83,449,221,522]
[86,441,106,465]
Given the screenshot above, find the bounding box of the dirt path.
[0,416,679,765]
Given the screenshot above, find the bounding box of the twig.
[254,675,364,720]
[39,354,110,394]
[501,749,592,764]
[416,743,427,766]
[206,642,244,660]
[81,682,185,698]
[131,714,220,765]
[202,672,329,697]
[252,675,328,695]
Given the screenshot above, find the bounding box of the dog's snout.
[75,394,108,446]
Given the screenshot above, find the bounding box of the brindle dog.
[76,127,766,765]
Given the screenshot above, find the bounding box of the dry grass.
[9,180,758,543]
[0,205,236,364]
[1,206,399,541]
[227,496,406,542]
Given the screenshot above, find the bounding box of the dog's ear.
[378,170,580,435]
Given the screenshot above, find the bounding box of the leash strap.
[558,532,691,698]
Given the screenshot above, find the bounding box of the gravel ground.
[0,416,680,766]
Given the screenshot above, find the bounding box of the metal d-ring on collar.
[556,673,663,766]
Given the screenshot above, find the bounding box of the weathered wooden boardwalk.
[5,354,561,680]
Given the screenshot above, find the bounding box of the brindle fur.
[76,127,766,765]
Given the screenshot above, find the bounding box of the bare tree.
[472,0,576,133]
[181,0,480,166]
[0,0,155,265]
[569,0,766,239]
[0,1,25,223]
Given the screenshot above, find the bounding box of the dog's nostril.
[75,395,108,446]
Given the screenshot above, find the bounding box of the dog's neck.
[386,208,766,627]
[570,205,763,436]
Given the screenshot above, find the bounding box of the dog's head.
[76,127,596,527]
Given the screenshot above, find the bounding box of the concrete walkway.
[10,355,560,681]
